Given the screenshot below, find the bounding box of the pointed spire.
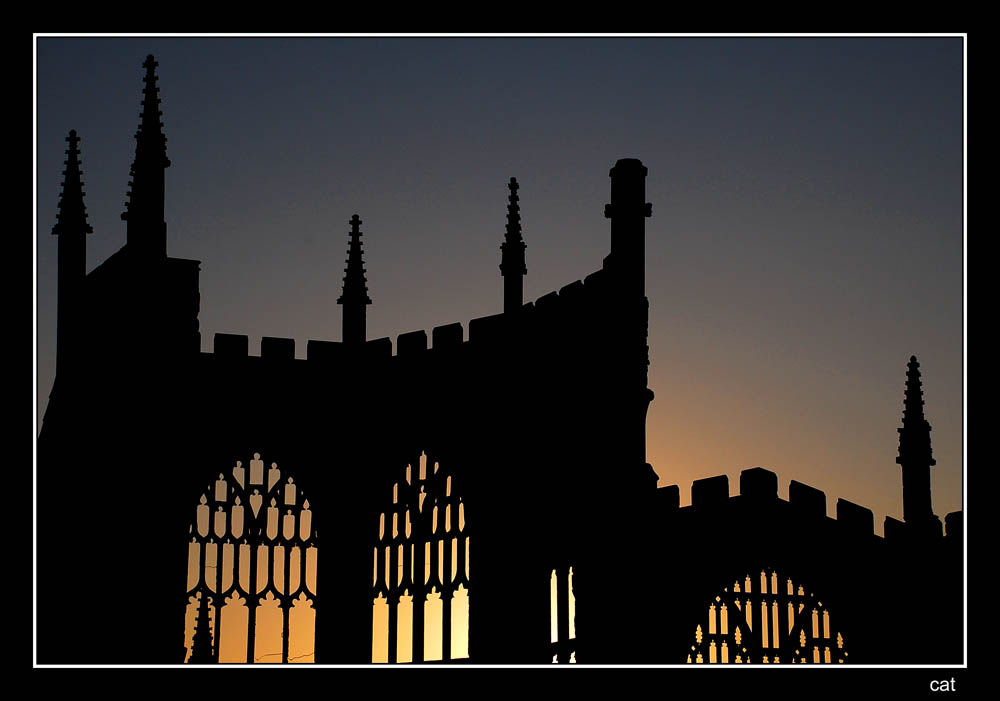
[52,130,93,237]
[499,177,526,313]
[896,355,936,524]
[337,214,372,345]
[53,130,92,379]
[188,591,215,663]
[897,355,936,467]
[121,55,170,257]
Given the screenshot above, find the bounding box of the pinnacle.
[53,129,93,236]
[501,176,526,278]
[338,214,372,306]
[122,54,170,223]
[504,177,523,242]
[897,353,935,467]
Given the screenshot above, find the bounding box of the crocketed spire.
[121,54,170,257]
[896,355,936,524]
[499,177,526,313]
[337,214,372,345]
[188,591,214,663]
[52,130,93,237]
[897,355,936,468]
[53,130,92,379]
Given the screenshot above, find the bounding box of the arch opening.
[686,567,848,665]
[183,453,318,663]
[372,451,470,663]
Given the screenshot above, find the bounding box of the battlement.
[206,320,470,363]
[201,264,618,367]
[658,467,891,540]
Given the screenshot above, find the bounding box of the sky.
[35,35,965,534]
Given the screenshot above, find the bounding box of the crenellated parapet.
[200,261,618,368]
[645,465,963,664]
[654,465,962,548]
[205,322,464,363]
[657,467,889,543]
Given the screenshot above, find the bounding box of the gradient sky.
[35,36,965,534]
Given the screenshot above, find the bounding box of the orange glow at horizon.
[644,354,962,538]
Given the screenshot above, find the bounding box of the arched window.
[686,567,847,664]
[184,453,318,663]
[372,451,469,662]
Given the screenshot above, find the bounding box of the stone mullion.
[411,497,427,664]
[376,542,387,593]
[401,520,416,660]
[279,594,290,663]
[428,527,440,595]
[411,579,426,662]
[722,590,746,661]
[306,544,319,660]
[197,538,208,590]
[441,583,453,662]
[401,528,413,593]
[776,588,790,661]
[721,591,736,643]
[195,538,210,661]
[281,537,292,663]
[788,592,807,662]
[211,592,223,663]
[454,531,466,585]
[212,536,225,663]
[724,593,740,661]
[440,526,453,661]
[387,535,399,663]
[300,543,310,598]
[262,540,275,659]
[227,535,246,663]
[245,529,259,664]
[734,615,753,662]
[750,577,763,660]
[371,509,386,662]
[441,524,455,659]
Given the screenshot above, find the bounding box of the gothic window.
[686,568,847,664]
[372,452,469,662]
[184,453,318,663]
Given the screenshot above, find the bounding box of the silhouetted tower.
[603,159,655,477]
[604,158,652,297]
[337,214,372,346]
[896,355,938,527]
[189,592,214,664]
[52,129,93,378]
[121,54,170,259]
[499,177,526,313]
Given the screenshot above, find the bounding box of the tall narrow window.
[549,565,577,662]
[372,452,469,662]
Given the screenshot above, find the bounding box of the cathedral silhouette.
[36,55,964,665]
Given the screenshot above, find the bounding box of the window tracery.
[372,451,469,662]
[184,453,318,663]
[687,568,847,665]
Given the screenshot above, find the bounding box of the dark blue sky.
[35,36,964,530]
